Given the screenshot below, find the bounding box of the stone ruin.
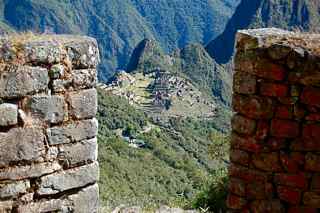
[228,28,320,212]
[0,34,100,212]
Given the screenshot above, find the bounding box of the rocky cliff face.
[0,34,100,212]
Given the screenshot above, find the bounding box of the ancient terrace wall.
[0,34,100,212]
[228,28,320,212]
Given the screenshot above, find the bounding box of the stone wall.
[0,34,100,212]
[228,28,320,212]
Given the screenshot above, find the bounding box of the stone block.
[233,72,257,95]
[24,40,63,64]
[280,152,304,173]
[72,69,97,89]
[37,162,99,195]
[255,120,269,140]
[0,128,46,168]
[26,95,66,124]
[0,103,18,126]
[275,105,293,119]
[267,138,287,151]
[228,178,246,196]
[252,152,282,172]
[246,182,273,199]
[16,199,69,213]
[0,162,61,181]
[68,88,97,119]
[226,194,247,210]
[305,153,320,172]
[47,118,98,145]
[303,192,320,207]
[260,82,288,97]
[0,180,30,199]
[275,173,308,189]
[250,199,284,213]
[0,200,13,213]
[231,114,256,135]
[58,138,98,167]
[231,133,261,153]
[0,65,48,99]
[233,95,274,119]
[277,186,301,205]
[303,124,320,143]
[301,87,320,108]
[288,207,317,213]
[270,119,300,138]
[311,174,320,190]
[68,184,99,213]
[65,38,100,69]
[229,164,268,183]
[230,149,250,166]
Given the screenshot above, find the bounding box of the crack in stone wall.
[0,34,100,213]
[228,28,320,212]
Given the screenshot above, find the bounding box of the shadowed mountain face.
[206,0,262,64]
[206,0,320,64]
[0,0,239,81]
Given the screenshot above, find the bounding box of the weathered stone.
[71,69,97,89]
[0,65,49,98]
[233,95,274,119]
[16,199,70,213]
[267,138,287,151]
[302,124,320,143]
[0,180,30,199]
[26,95,66,124]
[65,38,100,69]
[68,184,99,213]
[49,64,65,79]
[0,200,13,213]
[250,199,284,213]
[305,153,320,172]
[303,192,320,207]
[47,118,98,145]
[252,152,282,172]
[311,174,320,190]
[231,114,256,135]
[68,88,97,119]
[230,149,250,166]
[277,186,301,205]
[233,72,257,95]
[24,40,63,64]
[288,207,317,213]
[226,194,247,210]
[58,138,98,167]
[246,182,273,199]
[0,103,18,126]
[228,178,246,196]
[0,162,61,181]
[270,119,300,138]
[301,87,320,108]
[260,82,288,97]
[291,138,320,151]
[280,152,304,173]
[294,104,306,120]
[231,133,261,153]
[275,105,293,119]
[0,128,46,168]
[52,79,72,93]
[275,173,308,189]
[37,162,99,195]
[267,44,292,60]
[229,164,268,183]
[255,120,269,140]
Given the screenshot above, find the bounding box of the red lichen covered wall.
[228,28,320,212]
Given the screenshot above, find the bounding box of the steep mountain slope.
[0,0,239,81]
[103,39,232,127]
[206,0,320,64]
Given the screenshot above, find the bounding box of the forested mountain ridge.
[206,0,320,64]
[0,0,239,81]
